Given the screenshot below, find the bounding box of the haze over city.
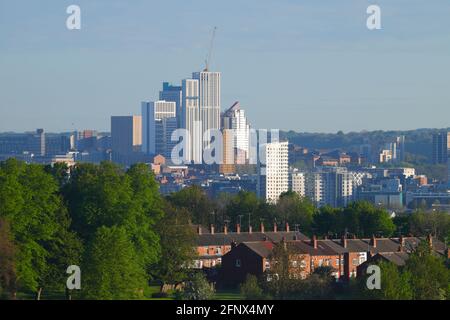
[1,0,450,133]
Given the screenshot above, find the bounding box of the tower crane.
[204,26,217,72]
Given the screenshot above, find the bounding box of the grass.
[8,286,243,301]
[213,289,243,300]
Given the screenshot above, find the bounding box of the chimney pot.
[224,224,228,235]
[312,235,318,249]
[197,226,202,235]
[210,224,215,235]
[399,235,404,247]
[371,235,377,248]
[260,222,265,233]
[249,225,252,234]
[285,223,290,233]
[341,235,347,248]
[273,223,277,233]
[236,224,240,234]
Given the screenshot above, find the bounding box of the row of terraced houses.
[192,223,449,286]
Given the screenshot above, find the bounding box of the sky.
[0,0,449,133]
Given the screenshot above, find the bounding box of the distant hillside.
[281,128,450,162]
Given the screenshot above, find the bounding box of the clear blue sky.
[1,0,449,133]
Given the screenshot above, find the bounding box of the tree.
[404,242,449,300]
[361,261,413,300]
[63,162,163,273]
[167,185,215,227]
[149,202,196,290]
[0,159,68,297]
[313,206,339,237]
[0,218,16,299]
[263,242,300,299]
[44,162,70,188]
[181,272,215,300]
[240,274,264,300]
[313,202,395,238]
[276,192,315,234]
[82,226,147,300]
[408,211,450,241]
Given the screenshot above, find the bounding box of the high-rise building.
[220,128,235,174]
[181,78,201,163]
[221,101,250,163]
[192,71,221,151]
[432,131,450,164]
[30,129,45,157]
[257,141,289,203]
[111,116,142,162]
[396,136,406,162]
[142,101,176,156]
[303,168,355,208]
[155,117,178,159]
[159,82,183,128]
[291,171,306,197]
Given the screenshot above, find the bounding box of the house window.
[352,258,358,266]
[358,252,367,264]
[318,259,323,267]
[235,259,241,268]
[300,260,306,268]
[265,261,270,271]
[215,247,222,255]
[291,260,298,268]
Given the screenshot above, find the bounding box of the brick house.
[193,223,309,269]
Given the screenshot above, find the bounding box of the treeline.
[168,187,450,241]
[0,159,195,300]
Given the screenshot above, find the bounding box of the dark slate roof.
[242,241,275,258]
[289,240,342,256]
[376,252,410,266]
[319,239,348,254]
[196,231,309,247]
[331,239,372,252]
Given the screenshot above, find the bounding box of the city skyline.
[1,1,450,133]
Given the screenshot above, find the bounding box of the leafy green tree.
[39,207,83,298]
[44,162,70,188]
[240,274,264,300]
[263,242,296,299]
[313,202,395,238]
[408,211,450,241]
[82,226,147,300]
[290,274,333,300]
[0,218,16,299]
[167,185,215,227]
[0,159,68,297]
[149,202,196,290]
[404,242,450,300]
[276,192,315,234]
[182,272,215,300]
[361,261,413,300]
[313,206,339,236]
[63,162,163,271]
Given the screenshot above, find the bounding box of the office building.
[221,101,250,163]
[159,82,183,128]
[111,116,142,163]
[142,101,177,156]
[181,78,201,163]
[432,131,449,164]
[192,71,221,151]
